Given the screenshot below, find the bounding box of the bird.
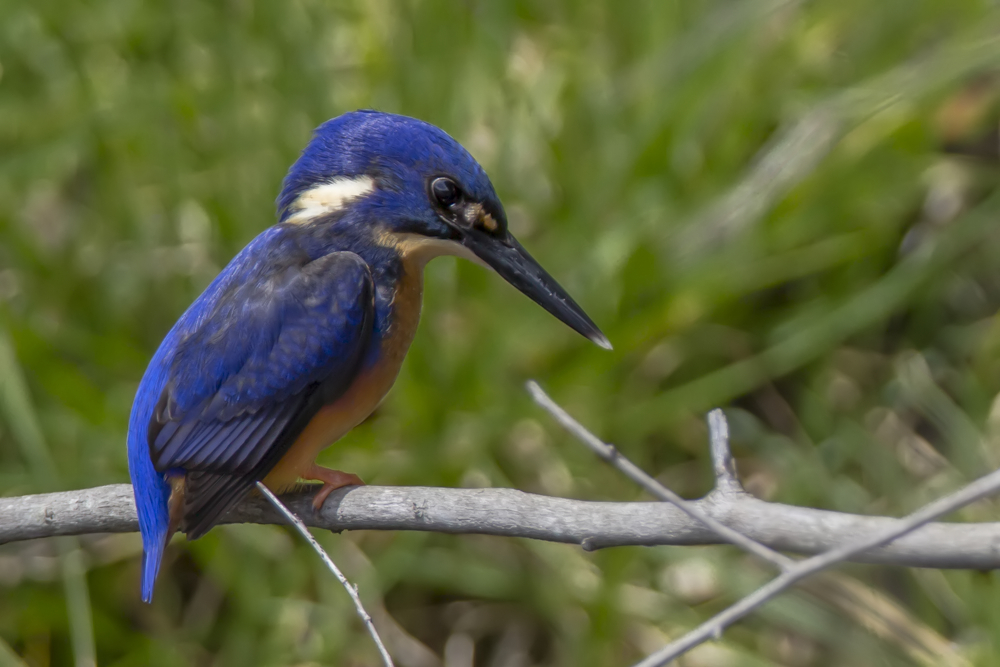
[127,110,609,602]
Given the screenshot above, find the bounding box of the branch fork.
[526,382,1000,667]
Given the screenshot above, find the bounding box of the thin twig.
[527,381,795,571]
[634,464,1000,667]
[707,409,743,496]
[255,482,394,667]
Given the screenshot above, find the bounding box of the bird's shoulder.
[159,225,376,421]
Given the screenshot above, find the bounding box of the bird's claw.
[303,463,365,510]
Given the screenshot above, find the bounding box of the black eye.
[431,177,460,208]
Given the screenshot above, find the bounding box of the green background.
[3,0,1000,665]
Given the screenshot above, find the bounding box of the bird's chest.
[318,261,423,424]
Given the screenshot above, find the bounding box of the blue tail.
[132,457,170,601]
[128,422,171,602]
[127,349,173,603]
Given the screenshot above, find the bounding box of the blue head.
[277,111,609,348]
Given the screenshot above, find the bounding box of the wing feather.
[148,247,374,535]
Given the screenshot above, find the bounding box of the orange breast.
[262,252,426,492]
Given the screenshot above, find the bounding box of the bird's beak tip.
[463,229,612,351]
[590,331,613,351]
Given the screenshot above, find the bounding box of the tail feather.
[129,404,172,603]
[140,536,165,603]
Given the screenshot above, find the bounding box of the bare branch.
[527,381,794,570]
[5,483,1000,569]
[635,462,1000,667]
[255,482,394,667]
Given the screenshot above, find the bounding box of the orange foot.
[303,463,365,510]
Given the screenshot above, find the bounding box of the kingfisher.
[127,110,609,602]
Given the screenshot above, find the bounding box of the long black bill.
[462,229,612,350]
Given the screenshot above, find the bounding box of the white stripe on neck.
[284,175,376,224]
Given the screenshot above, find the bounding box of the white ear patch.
[284,176,376,224]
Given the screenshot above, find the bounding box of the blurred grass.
[3,0,1000,665]
[0,331,94,666]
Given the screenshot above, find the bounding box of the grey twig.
[707,408,743,496]
[635,464,1000,667]
[255,482,394,667]
[527,381,795,571]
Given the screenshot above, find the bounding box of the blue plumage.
[278,111,496,222]
[129,227,374,601]
[128,110,608,603]
[126,347,172,603]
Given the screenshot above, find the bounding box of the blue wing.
[151,246,374,537]
[128,227,374,600]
